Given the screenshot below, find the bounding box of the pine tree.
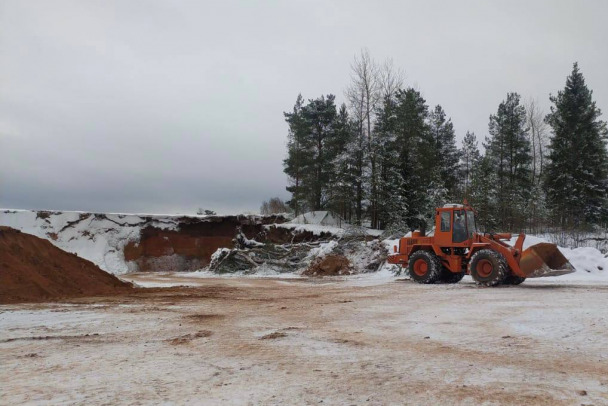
[469,155,499,231]
[459,131,480,200]
[392,88,436,231]
[428,105,460,199]
[327,104,357,220]
[284,94,341,214]
[527,181,548,233]
[544,63,608,228]
[283,94,310,215]
[348,120,367,226]
[300,95,339,210]
[373,94,406,231]
[485,93,532,230]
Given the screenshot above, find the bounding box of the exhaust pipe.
[519,243,576,278]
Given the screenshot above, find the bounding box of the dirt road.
[1,274,607,405]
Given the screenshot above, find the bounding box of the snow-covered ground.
[2,276,608,405]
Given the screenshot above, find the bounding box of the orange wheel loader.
[387,203,575,286]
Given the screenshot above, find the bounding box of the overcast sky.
[1,0,607,215]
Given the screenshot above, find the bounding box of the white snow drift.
[0,209,179,274]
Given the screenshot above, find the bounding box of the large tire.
[468,249,508,286]
[440,267,466,284]
[503,275,526,285]
[408,250,442,284]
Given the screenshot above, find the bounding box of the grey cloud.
[1,0,607,214]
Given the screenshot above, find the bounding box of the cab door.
[434,208,453,246]
[452,209,468,243]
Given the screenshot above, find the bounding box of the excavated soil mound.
[303,255,353,276]
[0,227,132,304]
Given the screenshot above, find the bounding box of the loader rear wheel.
[469,249,507,286]
[440,267,466,284]
[504,275,526,285]
[408,250,442,284]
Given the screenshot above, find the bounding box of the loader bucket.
[519,243,576,278]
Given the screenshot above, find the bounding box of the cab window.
[452,210,467,243]
[440,211,450,232]
[466,210,476,238]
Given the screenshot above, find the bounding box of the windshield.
[466,210,476,238]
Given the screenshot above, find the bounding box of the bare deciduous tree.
[345,49,405,228]
[525,98,550,232]
[526,98,549,185]
[197,208,216,215]
[346,49,380,134]
[378,58,405,100]
[260,197,288,215]
[345,49,379,225]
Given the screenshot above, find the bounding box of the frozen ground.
[2,275,608,405]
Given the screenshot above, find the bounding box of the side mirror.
[393,245,397,253]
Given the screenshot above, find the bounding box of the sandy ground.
[1,274,608,406]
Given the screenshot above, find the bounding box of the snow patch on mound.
[0,209,179,274]
[271,223,346,236]
[305,240,339,259]
[270,222,382,238]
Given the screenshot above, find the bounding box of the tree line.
[284,51,608,233]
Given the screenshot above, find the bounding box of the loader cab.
[434,205,476,247]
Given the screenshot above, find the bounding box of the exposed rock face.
[123,220,339,273]
[0,210,294,274]
[0,210,370,275]
[124,216,261,272]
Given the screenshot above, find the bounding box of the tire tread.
[408,250,442,284]
[468,249,508,286]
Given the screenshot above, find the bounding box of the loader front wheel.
[408,250,442,284]
[469,249,507,286]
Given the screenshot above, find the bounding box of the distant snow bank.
[271,223,346,236]
[270,222,383,238]
[280,211,384,238]
[289,211,344,227]
[0,209,180,274]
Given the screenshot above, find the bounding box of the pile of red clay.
[303,255,353,276]
[0,227,132,304]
